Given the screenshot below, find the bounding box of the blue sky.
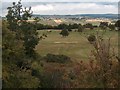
[1,0,119,16]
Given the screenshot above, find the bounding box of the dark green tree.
[99,22,108,30]
[68,28,72,32]
[78,24,84,32]
[84,23,93,29]
[87,34,96,44]
[2,20,24,62]
[57,24,68,29]
[60,29,69,37]
[115,20,120,31]
[108,24,115,31]
[3,1,41,88]
[71,23,79,29]
[6,0,39,57]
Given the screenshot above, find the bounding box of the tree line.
[36,21,120,31]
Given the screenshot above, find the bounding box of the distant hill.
[79,14,118,19]
[32,14,82,19]
[2,14,118,20]
[33,14,118,19]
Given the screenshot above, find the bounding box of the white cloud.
[31,3,118,15]
[2,0,120,2]
[1,2,118,16]
[31,4,54,14]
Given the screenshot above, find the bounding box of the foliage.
[99,22,108,29]
[2,21,40,88]
[6,0,39,57]
[39,68,65,88]
[36,23,54,30]
[68,28,72,32]
[115,20,120,30]
[70,23,79,29]
[2,0,40,88]
[108,24,115,31]
[60,29,69,37]
[87,34,96,43]
[88,33,119,88]
[78,24,84,32]
[2,21,24,63]
[3,60,41,88]
[36,23,80,30]
[44,54,71,63]
[115,20,120,27]
[20,22,39,57]
[84,23,93,29]
[57,24,68,29]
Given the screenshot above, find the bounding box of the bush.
[108,24,115,31]
[40,69,65,88]
[99,22,108,30]
[84,23,93,29]
[78,24,84,32]
[68,28,72,32]
[44,54,71,63]
[87,34,96,43]
[60,29,69,37]
[89,34,119,88]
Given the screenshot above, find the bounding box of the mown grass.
[36,29,118,62]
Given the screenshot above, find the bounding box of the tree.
[78,24,84,32]
[68,28,72,32]
[99,22,108,30]
[87,34,96,44]
[84,23,93,29]
[108,24,115,31]
[115,20,120,31]
[2,20,24,62]
[20,22,39,57]
[6,0,39,57]
[72,23,79,29]
[57,24,68,29]
[60,29,69,37]
[115,20,120,27]
[3,1,41,88]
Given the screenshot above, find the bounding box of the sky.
[1,0,119,16]
[2,0,120,2]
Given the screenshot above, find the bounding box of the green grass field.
[36,29,118,62]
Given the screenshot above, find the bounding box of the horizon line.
[1,13,118,17]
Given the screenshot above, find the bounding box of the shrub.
[109,24,115,31]
[78,25,84,32]
[99,22,108,30]
[87,34,96,43]
[68,28,72,32]
[60,29,69,37]
[44,54,70,63]
[89,34,118,88]
[40,69,64,88]
[84,23,93,29]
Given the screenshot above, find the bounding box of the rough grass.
[36,29,118,62]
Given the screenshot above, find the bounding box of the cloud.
[31,4,54,14]
[31,2,118,15]
[1,2,118,16]
[2,0,119,2]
